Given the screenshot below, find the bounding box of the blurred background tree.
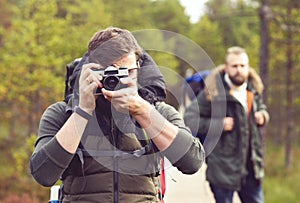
[264,0,300,169]
[0,0,300,202]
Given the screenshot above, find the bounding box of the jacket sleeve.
[184,91,224,141]
[254,92,270,126]
[156,102,205,174]
[184,98,201,137]
[30,102,74,187]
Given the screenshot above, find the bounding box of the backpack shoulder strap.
[64,57,82,102]
[64,52,89,103]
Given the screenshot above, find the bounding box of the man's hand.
[223,117,234,131]
[254,111,265,126]
[78,63,102,114]
[101,70,141,115]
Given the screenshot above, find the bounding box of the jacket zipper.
[111,118,119,203]
[113,160,118,203]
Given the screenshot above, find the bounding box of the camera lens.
[103,76,120,91]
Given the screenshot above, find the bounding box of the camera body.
[92,66,129,94]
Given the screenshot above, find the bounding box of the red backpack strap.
[247,90,253,115]
[158,158,166,202]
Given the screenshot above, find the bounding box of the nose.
[237,65,244,72]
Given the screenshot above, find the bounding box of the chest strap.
[74,143,153,192]
[76,142,153,159]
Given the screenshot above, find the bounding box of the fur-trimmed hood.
[204,64,264,101]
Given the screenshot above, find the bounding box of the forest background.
[0,0,300,202]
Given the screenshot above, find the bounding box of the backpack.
[183,70,210,144]
[183,70,210,107]
[63,52,88,103]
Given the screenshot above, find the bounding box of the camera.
[92,66,129,94]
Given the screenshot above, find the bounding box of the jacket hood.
[204,64,264,101]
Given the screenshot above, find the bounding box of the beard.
[229,74,247,86]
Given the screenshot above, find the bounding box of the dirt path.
[163,162,241,203]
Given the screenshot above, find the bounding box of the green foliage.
[264,142,300,203]
[205,0,260,67]
[103,0,154,29]
[190,15,225,66]
[0,132,49,201]
[0,0,300,202]
[13,134,36,174]
[133,29,179,84]
[62,0,112,47]
[266,0,300,147]
[149,0,190,33]
[1,0,67,108]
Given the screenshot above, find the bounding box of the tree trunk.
[285,2,293,169]
[259,0,269,104]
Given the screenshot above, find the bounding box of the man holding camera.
[30,27,205,203]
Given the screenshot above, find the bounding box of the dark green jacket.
[31,99,205,203]
[184,65,269,190]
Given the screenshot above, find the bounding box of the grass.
[264,142,300,203]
